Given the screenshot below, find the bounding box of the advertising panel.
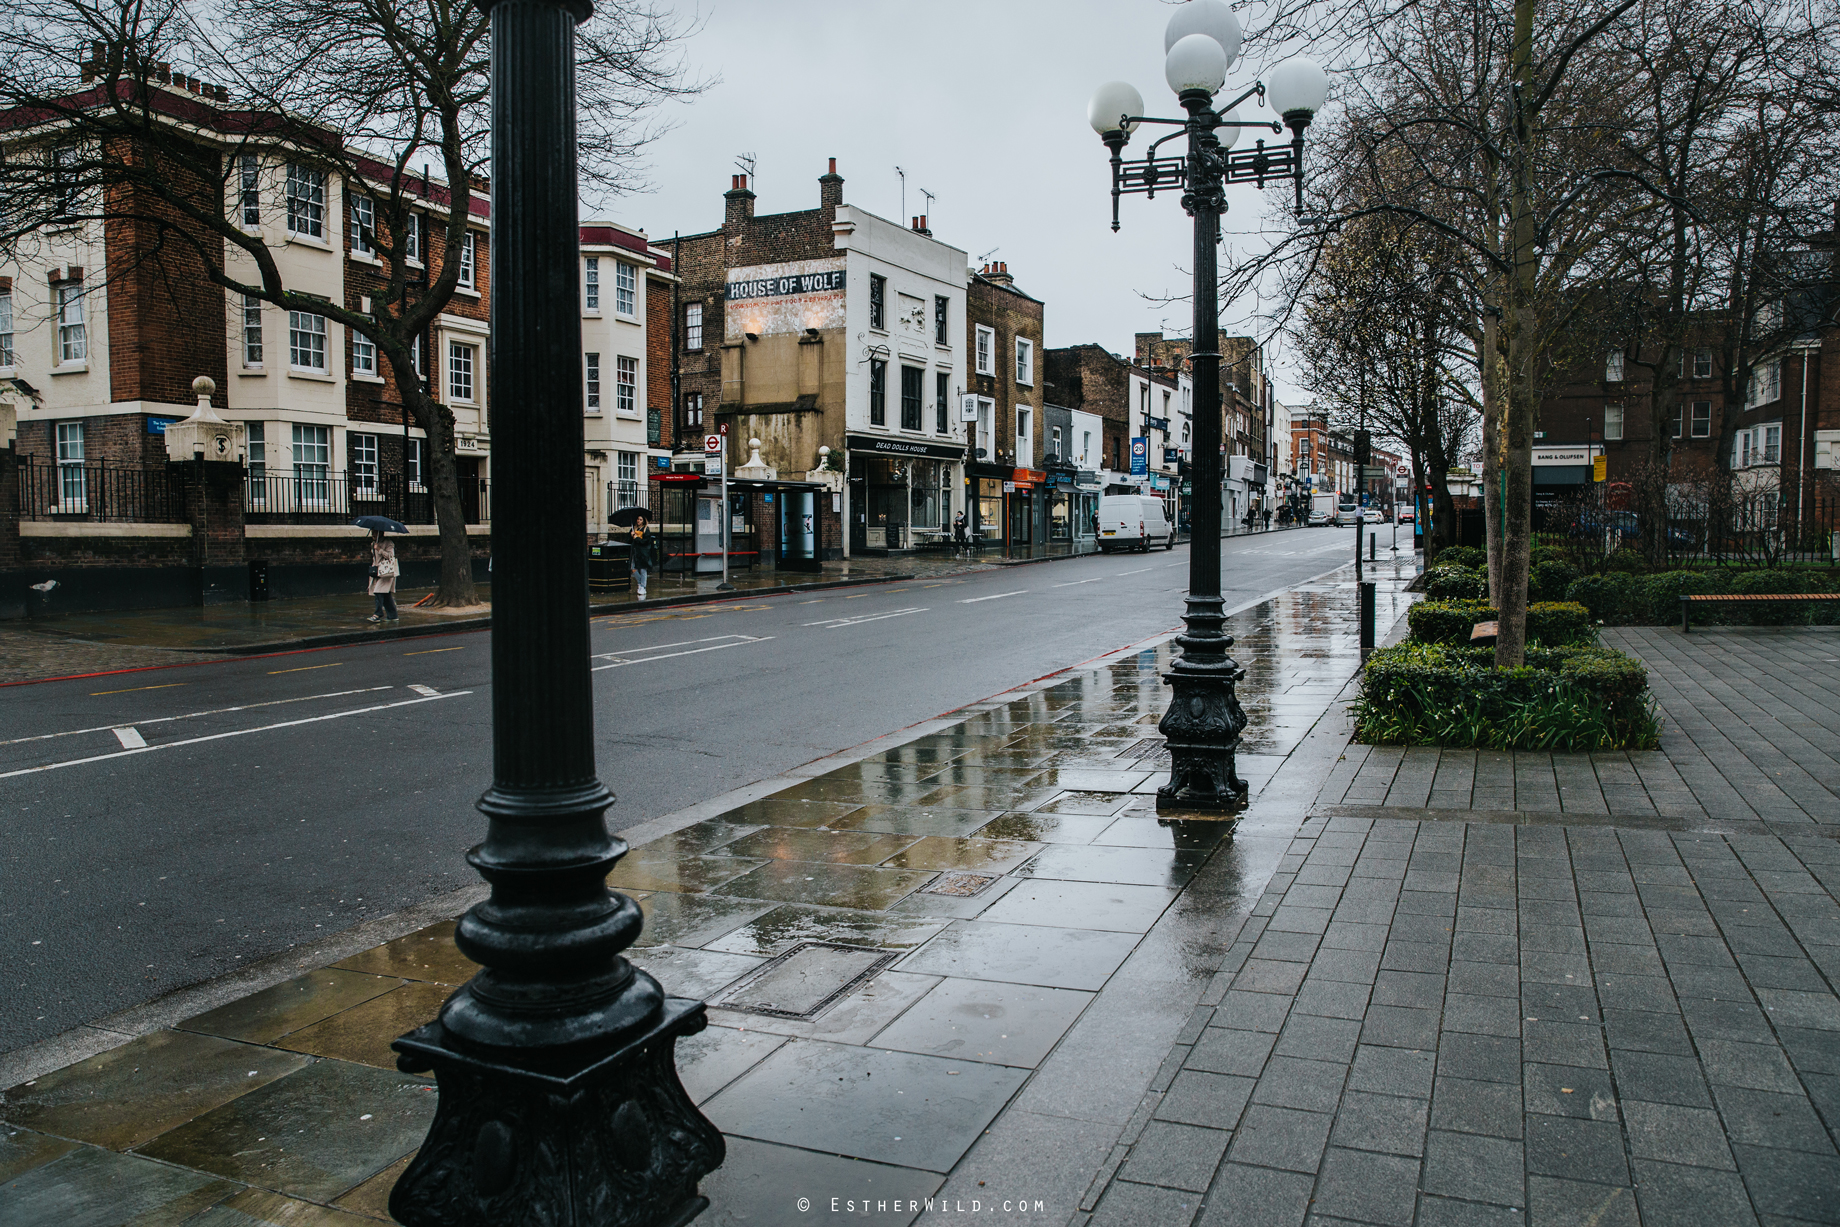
[725,259,847,340]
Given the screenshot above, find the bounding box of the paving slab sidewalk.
[1077,627,1840,1227]
[0,566,1409,1226]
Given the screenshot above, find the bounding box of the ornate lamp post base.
[389,1000,723,1227]
[1156,596,1250,812]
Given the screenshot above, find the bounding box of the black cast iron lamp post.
[385,0,723,1223]
[1087,0,1325,810]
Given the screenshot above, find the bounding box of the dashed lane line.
[0,690,473,780]
[958,591,1028,604]
[0,687,398,747]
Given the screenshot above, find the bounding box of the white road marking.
[958,591,1028,604]
[0,691,472,780]
[408,684,440,697]
[112,727,146,749]
[1052,578,1104,588]
[804,607,928,628]
[591,635,772,669]
[1116,568,1154,576]
[0,687,397,748]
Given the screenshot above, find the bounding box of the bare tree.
[0,0,698,605]
[1291,214,1479,564]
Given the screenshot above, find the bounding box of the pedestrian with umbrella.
[355,516,406,622]
[610,506,655,600]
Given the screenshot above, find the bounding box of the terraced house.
[0,61,671,614]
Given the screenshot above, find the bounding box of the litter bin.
[588,542,632,594]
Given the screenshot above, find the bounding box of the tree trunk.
[406,385,480,608]
[1481,312,1503,603]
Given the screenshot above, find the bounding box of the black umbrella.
[608,507,651,528]
[354,515,409,533]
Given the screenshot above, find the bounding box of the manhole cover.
[922,872,1000,897]
[714,942,896,1020]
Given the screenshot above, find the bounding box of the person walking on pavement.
[629,513,657,600]
[367,530,399,622]
[1263,507,1273,531]
[952,510,968,553]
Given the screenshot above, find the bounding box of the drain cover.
[922,872,1000,897]
[715,942,896,1020]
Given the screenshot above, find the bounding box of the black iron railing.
[245,471,490,525]
[1535,486,1840,569]
[16,458,188,522]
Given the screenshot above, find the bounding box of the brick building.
[1,70,670,613]
[1136,331,1273,525]
[1045,343,1188,524]
[665,162,968,563]
[965,262,1057,555]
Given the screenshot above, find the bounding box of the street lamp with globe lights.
[1088,0,1326,810]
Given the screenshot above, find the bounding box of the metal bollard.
[1359,580,1376,661]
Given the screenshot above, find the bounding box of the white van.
[1098,494,1175,552]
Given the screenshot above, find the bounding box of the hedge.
[1425,566,1488,601]
[1562,568,1840,626]
[1436,545,1489,570]
[1426,556,1840,627]
[1407,600,1594,647]
[1353,641,1659,750]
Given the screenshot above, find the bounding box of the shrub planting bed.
[1353,642,1660,751]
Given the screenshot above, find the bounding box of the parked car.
[1397,506,1416,524]
[1569,510,1694,549]
[1097,494,1175,552]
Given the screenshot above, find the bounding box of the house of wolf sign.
[726,259,847,339]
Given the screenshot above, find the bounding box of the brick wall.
[1045,344,1132,470]
[967,271,1046,468]
[101,143,228,405]
[14,413,170,467]
[648,268,674,452]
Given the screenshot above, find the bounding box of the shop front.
[1045,468,1101,555]
[846,433,962,552]
[968,463,1049,557]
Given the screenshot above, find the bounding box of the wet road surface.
[0,533,1371,1054]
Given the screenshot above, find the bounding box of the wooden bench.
[1679,592,1840,633]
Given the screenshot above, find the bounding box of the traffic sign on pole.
[703,434,722,453]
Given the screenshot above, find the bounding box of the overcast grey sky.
[595,0,1308,403]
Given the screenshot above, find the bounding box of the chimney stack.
[724,172,756,231]
[819,156,844,213]
[983,261,1014,287]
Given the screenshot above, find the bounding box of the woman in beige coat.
[367,530,399,622]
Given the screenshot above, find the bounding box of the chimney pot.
[829,157,837,174]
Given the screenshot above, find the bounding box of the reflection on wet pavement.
[0,567,1408,1225]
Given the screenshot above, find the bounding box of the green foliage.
[1437,546,1489,570]
[1564,572,1640,624]
[1408,600,1493,645]
[1638,570,1731,624]
[1407,600,1594,647]
[1425,566,1489,601]
[1604,548,1647,574]
[1531,559,1584,604]
[1352,642,1659,751]
[1528,601,1594,646]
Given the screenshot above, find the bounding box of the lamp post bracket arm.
[1124,114,1191,128]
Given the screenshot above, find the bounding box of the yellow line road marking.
[404,646,465,655]
[89,683,186,696]
[267,663,343,674]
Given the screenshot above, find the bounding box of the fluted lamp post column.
[386,1,723,1223]
[1087,0,1327,811]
